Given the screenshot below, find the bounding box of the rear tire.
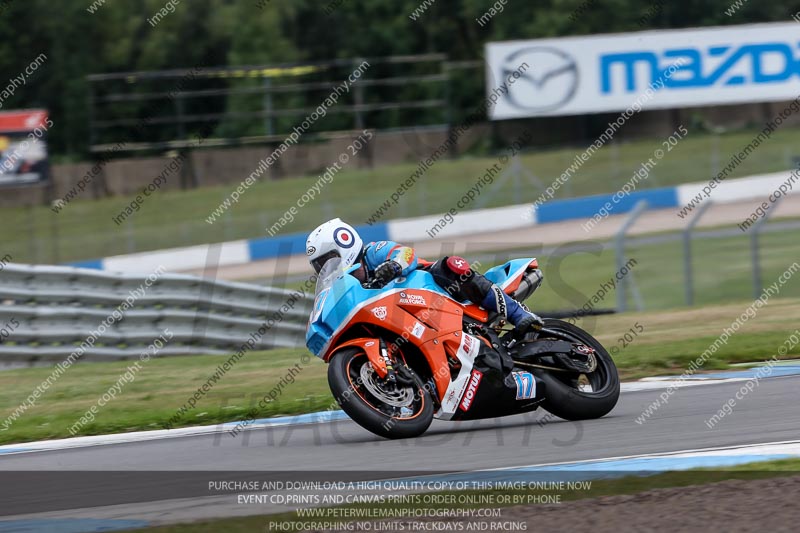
[328,347,434,439]
[533,319,620,421]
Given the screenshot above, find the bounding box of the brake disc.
[360,364,414,407]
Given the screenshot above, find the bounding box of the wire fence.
[499,204,800,314]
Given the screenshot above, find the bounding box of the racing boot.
[481,285,544,338]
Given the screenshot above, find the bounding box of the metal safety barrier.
[0,264,312,366]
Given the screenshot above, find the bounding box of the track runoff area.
[1,361,800,531]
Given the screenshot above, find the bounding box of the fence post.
[683,201,713,306]
[174,93,186,140]
[615,200,648,312]
[353,58,365,130]
[263,77,274,136]
[27,206,38,263]
[126,216,136,254]
[751,195,783,299]
[49,206,60,265]
[443,60,453,157]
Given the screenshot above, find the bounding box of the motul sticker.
[459,370,483,412]
[437,333,482,419]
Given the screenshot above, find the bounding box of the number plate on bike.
[512,371,536,400]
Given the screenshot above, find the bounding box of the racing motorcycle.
[306,257,619,439]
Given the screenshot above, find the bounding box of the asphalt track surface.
[1,374,799,526]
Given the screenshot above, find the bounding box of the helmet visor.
[311,250,340,274]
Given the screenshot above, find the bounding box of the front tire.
[328,347,434,439]
[533,319,620,421]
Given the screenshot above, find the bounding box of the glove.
[512,312,544,338]
[373,260,402,286]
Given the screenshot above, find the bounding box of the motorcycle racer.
[305,218,545,337]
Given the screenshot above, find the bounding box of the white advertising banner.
[485,22,800,119]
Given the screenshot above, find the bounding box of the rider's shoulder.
[365,240,394,252]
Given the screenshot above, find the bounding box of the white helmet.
[306,218,364,274]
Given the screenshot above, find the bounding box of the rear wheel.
[328,347,434,439]
[529,319,620,420]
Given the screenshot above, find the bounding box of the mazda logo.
[501,46,579,113]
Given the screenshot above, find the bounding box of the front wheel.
[532,319,620,421]
[328,347,434,439]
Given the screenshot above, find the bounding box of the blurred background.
[0,1,799,313]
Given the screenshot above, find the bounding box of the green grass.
[2,298,799,445]
[505,223,800,312]
[0,349,328,445]
[5,125,800,264]
[131,458,800,532]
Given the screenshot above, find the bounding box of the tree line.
[0,0,796,157]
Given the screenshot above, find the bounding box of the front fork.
[378,339,397,383]
[344,336,411,386]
